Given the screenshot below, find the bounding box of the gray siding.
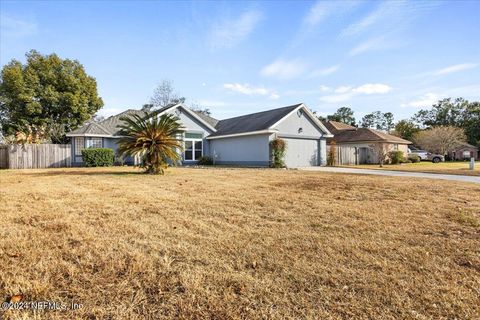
[167,107,213,163]
[282,138,319,167]
[273,108,328,167]
[70,106,214,166]
[209,134,270,166]
[274,108,324,137]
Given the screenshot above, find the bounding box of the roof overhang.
[157,103,217,133]
[65,133,115,138]
[268,103,333,137]
[207,129,277,140]
[331,140,412,145]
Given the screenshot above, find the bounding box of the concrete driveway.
[298,167,480,184]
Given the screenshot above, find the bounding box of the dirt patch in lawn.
[0,167,479,319]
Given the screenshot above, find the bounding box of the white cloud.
[209,10,263,49]
[334,86,352,94]
[342,1,437,37]
[303,1,359,29]
[260,58,306,80]
[309,65,340,78]
[0,13,37,37]
[349,36,385,56]
[402,93,438,108]
[223,83,279,99]
[353,83,392,94]
[434,63,478,75]
[320,83,392,103]
[319,85,332,92]
[269,93,280,100]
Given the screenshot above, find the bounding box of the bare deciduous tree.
[148,80,185,110]
[370,143,391,167]
[413,126,466,155]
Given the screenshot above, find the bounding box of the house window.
[86,137,102,148]
[184,138,202,161]
[75,137,85,155]
[393,144,399,150]
[463,151,471,158]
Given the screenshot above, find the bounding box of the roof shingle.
[209,104,301,137]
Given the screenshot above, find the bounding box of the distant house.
[66,103,333,167]
[321,120,411,164]
[448,143,479,161]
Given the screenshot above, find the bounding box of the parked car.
[408,149,445,163]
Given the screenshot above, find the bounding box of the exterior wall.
[70,106,214,166]
[448,147,479,160]
[166,107,214,164]
[209,134,270,166]
[319,139,327,166]
[273,108,329,166]
[330,141,410,164]
[282,138,320,167]
[274,108,324,137]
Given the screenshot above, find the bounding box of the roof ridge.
[87,121,111,135]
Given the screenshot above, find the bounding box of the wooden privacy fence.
[0,144,71,169]
[327,145,376,165]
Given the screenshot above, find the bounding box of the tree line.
[0,51,211,144]
[320,99,480,148]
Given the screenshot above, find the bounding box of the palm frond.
[116,112,184,174]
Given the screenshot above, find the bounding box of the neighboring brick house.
[448,143,479,161]
[321,120,412,165]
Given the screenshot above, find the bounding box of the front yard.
[344,161,480,176]
[0,167,479,319]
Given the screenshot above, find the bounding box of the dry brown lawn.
[0,167,479,320]
[343,161,480,176]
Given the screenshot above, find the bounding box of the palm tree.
[117,112,184,174]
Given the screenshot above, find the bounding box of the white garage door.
[283,138,319,167]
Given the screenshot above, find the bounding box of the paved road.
[298,167,480,184]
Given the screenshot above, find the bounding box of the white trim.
[157,104,217,132]
[268,103,333,137]
[277,134,322,140]
[183,137,203,161]
[206,129,277,140]
[66,133,114,138]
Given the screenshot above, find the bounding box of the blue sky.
[1,0,479,121]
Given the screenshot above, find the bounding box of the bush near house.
[388,150,405,164]
[408,154,421,163]
[197,156,213,165]
[270,138,287,168]
[82,148,114,167]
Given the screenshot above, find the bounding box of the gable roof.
[322,120,356,133]
[208,104,302,137]
[331,127,411,144]
[192,111,219,128]
[454,142,479,150]
[321,120,411,144]
[66,104,217,137]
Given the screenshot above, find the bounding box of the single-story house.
[448,143,479,161]
[321,120,412,164]
[66,103,333,167]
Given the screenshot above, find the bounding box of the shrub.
[388,150,405,164]
[197,156,213,165]
[82,148,114,167]
[408,154,421,163]
[270,138,287,168]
